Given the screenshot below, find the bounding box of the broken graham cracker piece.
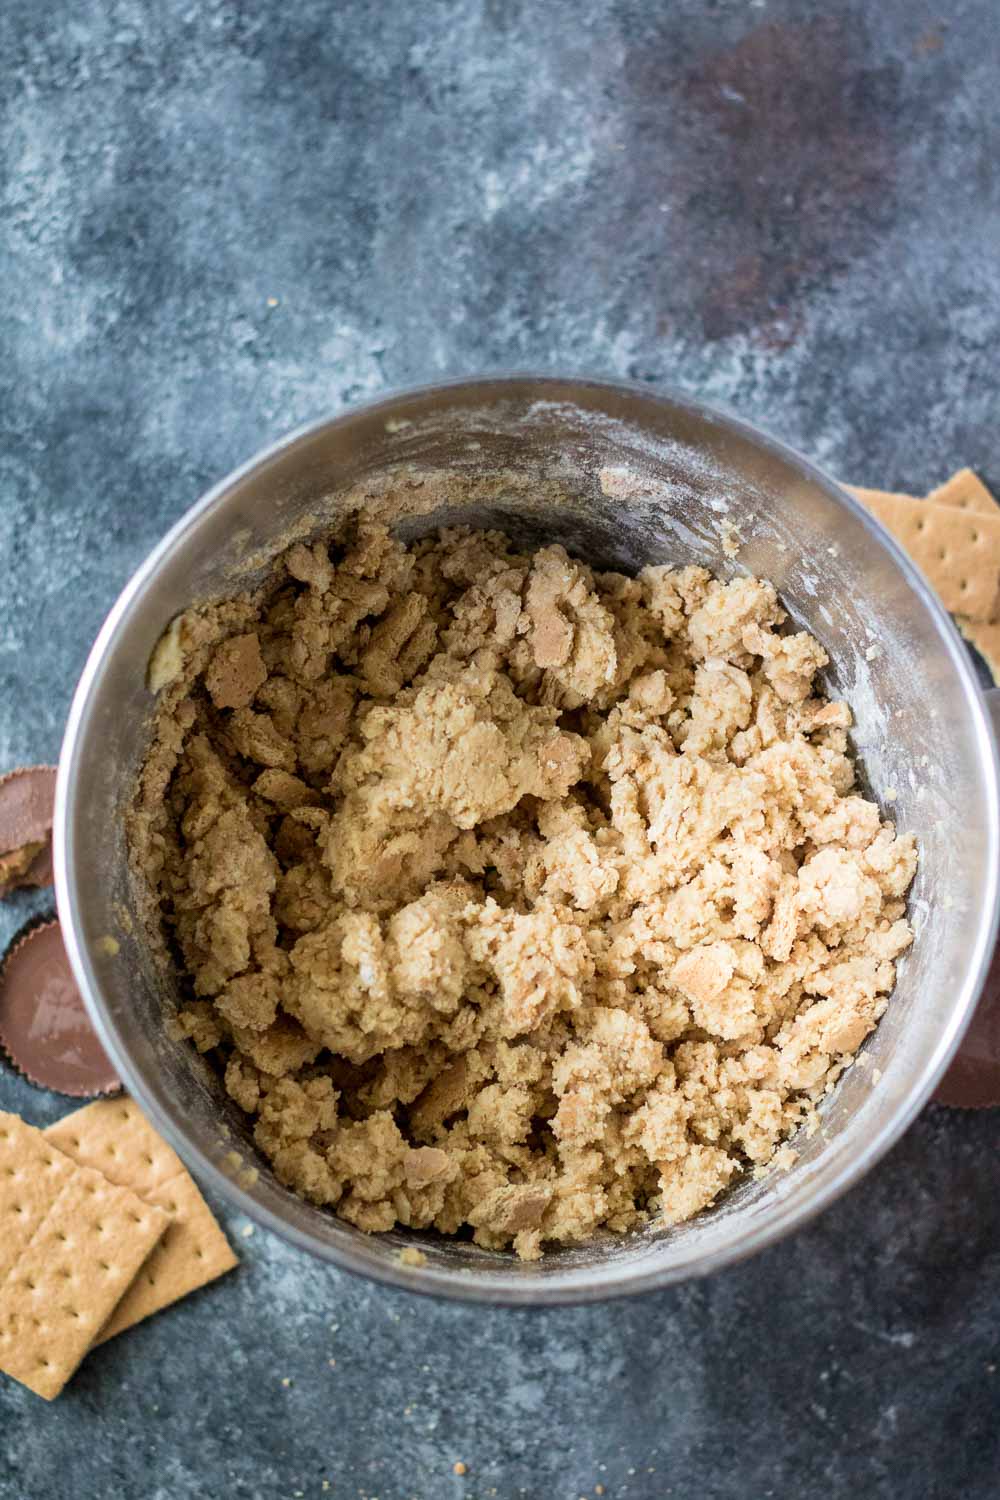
[204,631,267,710]
[45,1096,237,1342]
[0,1110,168,1400]
[848,487,1000,621]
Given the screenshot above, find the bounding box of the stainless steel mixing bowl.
[54,377,1000,1303]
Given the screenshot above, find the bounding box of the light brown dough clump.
[132,524,917,1259]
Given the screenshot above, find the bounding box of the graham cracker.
[848,487,1000,621]
[847,484,919,507]
[955,617,1000,683]
[924,470,1000,682]
[45,1097,238,1342]
[927,468,1000,517]
[46,1094,183,1198]
[0,1111,168,1400]
[848,471,999,517]
[96,1170,238,1343]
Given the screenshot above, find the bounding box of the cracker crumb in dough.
[131,522,917,1259]
[148,614,187,691]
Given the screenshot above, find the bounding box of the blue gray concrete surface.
[1,1,998,1496]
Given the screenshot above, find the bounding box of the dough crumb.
[132,523,917,1259]
[147,615,187,691]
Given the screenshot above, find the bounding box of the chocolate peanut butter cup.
[0,918,121,1097]
[0,765,57,896]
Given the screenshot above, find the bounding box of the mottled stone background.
[1,1,998,1496]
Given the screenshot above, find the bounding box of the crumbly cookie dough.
[132,523,917,1259]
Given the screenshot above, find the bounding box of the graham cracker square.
[927,468,999,517]
[848,486,1000,621]
[0,1112,168,1400]
[924,470,1000,682]
[45,1097,238,1343]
